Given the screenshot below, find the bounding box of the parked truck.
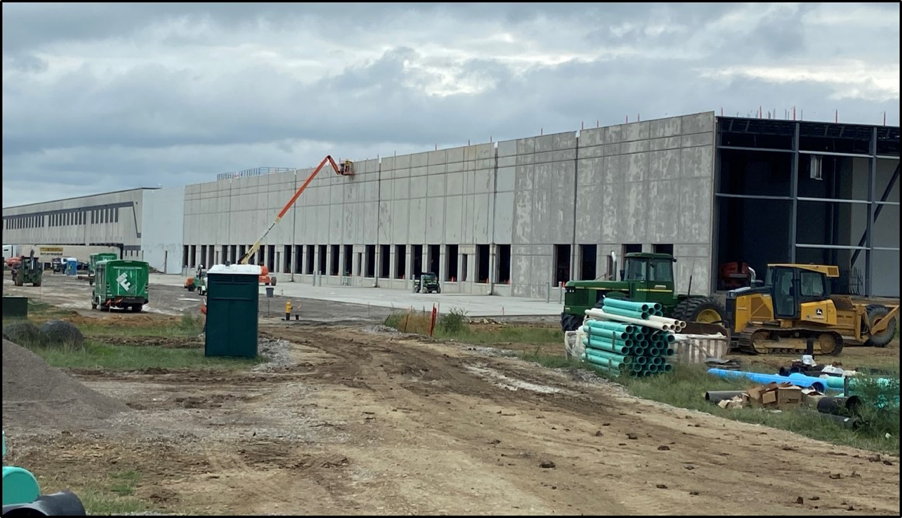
[91,259,149,312]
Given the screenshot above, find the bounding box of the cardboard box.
[775,385,802,409]
[747,382,802,409]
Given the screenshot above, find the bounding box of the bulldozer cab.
[764,264,833,319]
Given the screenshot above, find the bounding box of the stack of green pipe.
[578,298,676,377]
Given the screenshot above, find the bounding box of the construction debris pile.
[577,299,685,377]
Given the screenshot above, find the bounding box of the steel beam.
[717,145,793,154]
[796,243,869,250]
[790,123,800,263]
[714,193,792,201]
[799,150,871,159]
[866,128,876,297]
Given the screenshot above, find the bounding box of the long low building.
[3,112,899,297]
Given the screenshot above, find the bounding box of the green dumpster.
[204,264,261,358]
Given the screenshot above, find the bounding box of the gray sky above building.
[2,2,899,206]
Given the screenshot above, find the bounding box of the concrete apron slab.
[150,274,563,317]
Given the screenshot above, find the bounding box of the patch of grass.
[522,353,900,454]
[382,309,562,345]
[25,339,260,371]
[108,470,140,497]
[76,314,202,338]
[77,490,147,516]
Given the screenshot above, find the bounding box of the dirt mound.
[2,339,130,431]
[3,322,45,346]
[39,320,85,350]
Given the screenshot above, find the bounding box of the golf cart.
[413,272,441,294]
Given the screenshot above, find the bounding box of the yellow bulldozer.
[724,264,899,355]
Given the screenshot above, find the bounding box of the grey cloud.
[2,3,899,206]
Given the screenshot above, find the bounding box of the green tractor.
[560,252,727,333]
[91,259,149,312]
[10,251,43,287]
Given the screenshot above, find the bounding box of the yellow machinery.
[724,264,899,355]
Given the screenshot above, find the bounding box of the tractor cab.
[619,253,676,306]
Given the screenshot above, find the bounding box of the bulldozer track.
[737,328,844,356]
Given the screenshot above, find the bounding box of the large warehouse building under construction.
[4,112,899,298]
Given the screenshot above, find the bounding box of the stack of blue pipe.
[579,298,674,378]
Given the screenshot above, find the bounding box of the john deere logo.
[117,272,132,291]
[816,309,823,316]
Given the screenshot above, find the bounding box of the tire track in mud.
[261,324,901,516]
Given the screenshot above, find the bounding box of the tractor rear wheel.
[673,297,727,324]
[271,277,277,286]
[33,280,42,287]
[436,286,441,294]
[560,313,581,332]
[865,304,896,347]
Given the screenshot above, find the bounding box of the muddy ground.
[2,274,901,515]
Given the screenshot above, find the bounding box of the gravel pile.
[253,338,294,372]
[2,339,131,431]
[2,322,45,346]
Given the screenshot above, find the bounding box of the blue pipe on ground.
[707,368,828,393]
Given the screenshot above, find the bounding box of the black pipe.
[705,390,747,403]
[817,413,863,430]
[816,396,862,417]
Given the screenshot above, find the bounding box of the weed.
[178,311,202,333]
[439,308,469,334]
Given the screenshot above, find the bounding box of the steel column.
[789,123,800,263]
[866,128,877,298]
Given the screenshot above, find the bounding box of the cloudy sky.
[2,2,899,207]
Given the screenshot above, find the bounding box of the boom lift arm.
[239,156,353,265]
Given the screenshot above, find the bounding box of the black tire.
[436,286,441,294]
[91,302,97,310]
[33,281,42,287]
[187,285,195,292]
[560,312,581,332]
[132,304,143,313]
[865,304,896,347]
[271,277,277,286]
[672,297,727,324]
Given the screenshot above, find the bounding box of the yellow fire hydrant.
[285,300,292,321]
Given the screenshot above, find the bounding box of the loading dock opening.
[714,117,900,297]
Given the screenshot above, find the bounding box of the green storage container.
[205,264,260,358]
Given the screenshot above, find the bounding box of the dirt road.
[8,322,899,515]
